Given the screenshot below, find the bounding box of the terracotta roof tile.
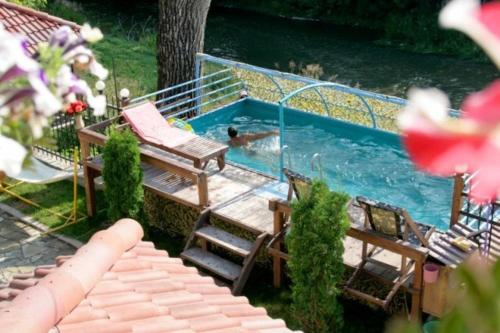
[0,219,301,333]
[0,0,80,54]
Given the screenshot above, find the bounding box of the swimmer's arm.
[244,130,279,141]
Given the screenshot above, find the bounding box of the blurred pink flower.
[399,83,500,204]
[399,0,500,203]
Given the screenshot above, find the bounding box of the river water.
[205,7,498,107]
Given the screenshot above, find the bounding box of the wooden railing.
[268,198,429,322]
[77,121,209,217]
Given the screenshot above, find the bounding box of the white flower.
[0,24,39,74]
[0,134,27,177]
[439,0,479,30]
[80,23,103,43]
[55,64,73,97]
[398,88,449,130]
[439,0,500,68]
[28,72,62,118]
[87,94,106,116]
[28,115,49,140]
[63,45,108,80]
[89,60,108,80]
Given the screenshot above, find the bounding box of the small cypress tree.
[286,180,350,333]
[103,128,143,222]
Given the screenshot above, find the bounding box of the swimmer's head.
[228,127,238,138]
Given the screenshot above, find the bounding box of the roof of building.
[0,0,80,54]
[0,219,299,333]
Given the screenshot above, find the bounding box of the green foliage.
[286,180,350,332]
[8,0,47,9]
[102,129,143,222]
[45,1,86,25]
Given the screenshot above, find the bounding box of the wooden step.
[195,226,253,257]
[181,247,242,281]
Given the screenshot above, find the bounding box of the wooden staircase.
[181,210,267,295]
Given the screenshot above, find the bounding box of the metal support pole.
[194,56,202,116]
[356,95,377,128]
[279,102,285,182]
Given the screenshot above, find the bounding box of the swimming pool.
[190,98,453,230]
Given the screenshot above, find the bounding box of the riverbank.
[212,0,482,59]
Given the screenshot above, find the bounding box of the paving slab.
[0,205,80,285]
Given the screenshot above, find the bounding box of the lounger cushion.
[123,101,196,147]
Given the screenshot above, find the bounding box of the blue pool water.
[190,99,453,230]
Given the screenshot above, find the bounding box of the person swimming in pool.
[227,127,278,147]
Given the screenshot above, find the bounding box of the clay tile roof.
[0,0,80,54]
[0,219,300,333]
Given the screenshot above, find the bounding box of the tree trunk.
[157,0,211,92]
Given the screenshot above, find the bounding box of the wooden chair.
[266,168,312,264]
[122,101,229,170]
[284,168,312,201]
[344,196,435,309]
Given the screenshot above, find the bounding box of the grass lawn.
[46,1,158,99]
[0,179,107,242]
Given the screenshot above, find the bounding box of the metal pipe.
[279,102,285,182]
[164,90,242,119]
[154,76,233,106]
[194,57,202,115]
[311,153,323,179]
[159,82,243,113]
[130,68,231,103]
[281,145,292,170]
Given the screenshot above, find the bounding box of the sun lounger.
[344,196,435,309]
[122,101,228,170]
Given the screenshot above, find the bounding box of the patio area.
[0,204,80,286]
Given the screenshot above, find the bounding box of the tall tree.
[157,0,211,91]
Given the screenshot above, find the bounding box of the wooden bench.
[78,124,209,217]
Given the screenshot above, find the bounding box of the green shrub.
[9,0,47,9]
[286,180,350,332]
[102,128,143,222]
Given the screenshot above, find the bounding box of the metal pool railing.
[194,54,462,180]
[451,173,500,258]
[197,53,405,129]
[196,53,461,125]
[130,67,243,119]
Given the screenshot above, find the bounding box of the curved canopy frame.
[277,82,377,181]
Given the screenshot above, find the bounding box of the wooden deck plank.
[181,247,242,281]
[212,192,276,234]
[195,226,254,257]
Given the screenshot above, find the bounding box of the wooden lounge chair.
[284,168,312,201]
[122,101,229,170]
[267,168,312,253]
[344,196,435,309]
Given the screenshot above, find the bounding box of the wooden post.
[197,172,209,207]
[272,208,283,288]
[80,137,97,217]
[410,258,424,322]
[450,174,465,227]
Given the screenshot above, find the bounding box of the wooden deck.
[82,140,425,318]
[89,146,405,268]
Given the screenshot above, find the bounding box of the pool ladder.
[281,145,292,169]
[311,153,324,179]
